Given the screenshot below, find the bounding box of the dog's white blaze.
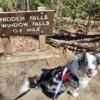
[86,53,97,77]
[20,78,30,93]
[87,53,96,69]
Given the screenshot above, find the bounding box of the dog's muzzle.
[86,69,93,78]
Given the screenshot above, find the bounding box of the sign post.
[2,37,12,55]
[26,0,30,11]
[0,9,12,57]
[38,7,46,50]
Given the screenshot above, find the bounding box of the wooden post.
[2,37,12,56]
[38,7,46,50]
[39,35,46,50]
[0,8,3,12]
[0,8,12,58]
[26,0,29,11]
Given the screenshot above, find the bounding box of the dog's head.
[78,52,100,78]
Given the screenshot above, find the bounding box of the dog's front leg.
[69,79,89,97]
[65,84,79,97]
[69,87,79,97]
[71,90,79,97]
[70,80,88,97]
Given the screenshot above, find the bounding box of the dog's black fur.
[28,66,79,98]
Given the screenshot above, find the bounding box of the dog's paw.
[72,92,79,97]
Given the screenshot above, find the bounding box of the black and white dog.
[16,52,100,100]
[66,52,100,97]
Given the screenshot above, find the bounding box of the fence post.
[38,7,46,50]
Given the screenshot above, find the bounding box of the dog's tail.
[15,76,38,100]
[20,78,30,94]
[20,76,38,93]
[14,78,30,100]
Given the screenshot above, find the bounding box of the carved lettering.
[1,23,28,28]
[0,16,25,22]
[30,15,48,21]
[13,29,23,33]
[27,27,40,32]
[32,21,50,26]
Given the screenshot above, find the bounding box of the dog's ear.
[94,53,100,70]
[97,57,100,65]
[82,52,86,60]
[78,52,86,66]
[94,53,100,65]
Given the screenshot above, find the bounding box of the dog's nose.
[86,69,93,78]
[87,69,93,73]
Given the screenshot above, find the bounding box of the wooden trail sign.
[0,10,54,37]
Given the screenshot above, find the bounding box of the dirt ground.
[0,51,69,100]
[0,51,100,100]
